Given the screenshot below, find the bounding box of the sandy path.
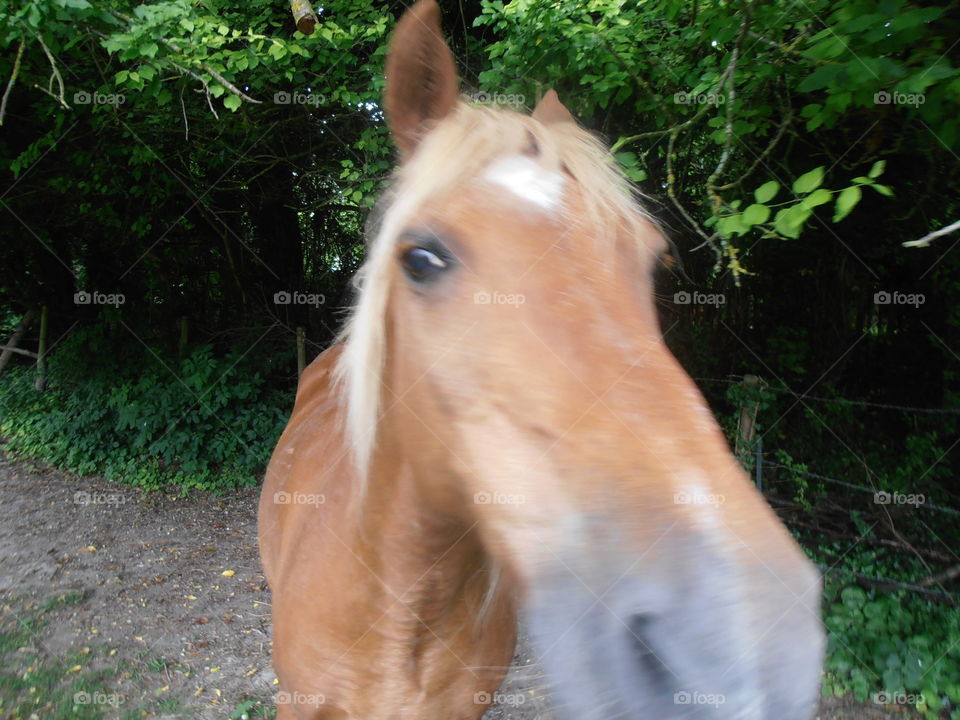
[0,451,914,720]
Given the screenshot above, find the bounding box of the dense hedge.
[0,324,289,492]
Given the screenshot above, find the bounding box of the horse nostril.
[627,614,673,687]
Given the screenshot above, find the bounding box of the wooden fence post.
[296,326,306,380]
[34,305,48,391]
[178,316,189,358]
[0,308,36,376]
[736,374,761,459]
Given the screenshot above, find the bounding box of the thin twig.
[919,564,960,588]
[179,86,189,141]
[33,31,68,109]
[706,18,749,209]
[716,110,793,190]
[665,126,722,266]
[0,41,25,126]
[903,217,960,248]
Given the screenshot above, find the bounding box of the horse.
[258,2,825,718]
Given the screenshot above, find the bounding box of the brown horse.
[258,2,825,718]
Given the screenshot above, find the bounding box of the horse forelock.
[334,101,666,486]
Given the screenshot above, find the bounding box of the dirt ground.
[0,450,921,720]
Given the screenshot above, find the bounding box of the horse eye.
[400,247,449,283]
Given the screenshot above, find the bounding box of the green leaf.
[755,180,779,203]
[742,203,771,226]
[833,185,861,222]
[868,160,886,178]
[717,214,746,237]
[798,65,843,92]
[140,42,158,58]
[841,586,867,608]
[774,205,812,238]
[871,183,894,197]
[800,188,833,209]
[793,166,825,195]
[223,94,241,111]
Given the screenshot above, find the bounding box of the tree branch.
[290,0,318,35]
[32,31,69,109]
[0,41,25,126]
[109,11,262,105]
[903,217,960,248]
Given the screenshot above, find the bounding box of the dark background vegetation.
[0,0,958,716]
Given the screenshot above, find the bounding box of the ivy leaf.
[755,180,779,203]
[792,166,825,195]
[833,185,862,222]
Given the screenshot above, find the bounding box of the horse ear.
[384,0,459,159]
[532,89,576,126]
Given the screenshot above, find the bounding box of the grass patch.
[0,594,138,720]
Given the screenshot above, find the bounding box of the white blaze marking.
[482,155,565,210]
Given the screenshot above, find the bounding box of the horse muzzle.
[523,530,825,720]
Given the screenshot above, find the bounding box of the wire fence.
[699,373,960,602]
[758,461,960,517]
[694,376,960,415]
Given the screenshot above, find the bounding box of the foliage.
[822,573,960,719]
[0,0,958,711]
[473,0,957,274]
[0,325,289,491]
[717,380,959,716]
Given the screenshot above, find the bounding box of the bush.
[0,324,291,492]
[823,582,960,719]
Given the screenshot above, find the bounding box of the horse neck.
[356,448,503,633]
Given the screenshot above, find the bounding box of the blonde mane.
[334,100,664,482]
